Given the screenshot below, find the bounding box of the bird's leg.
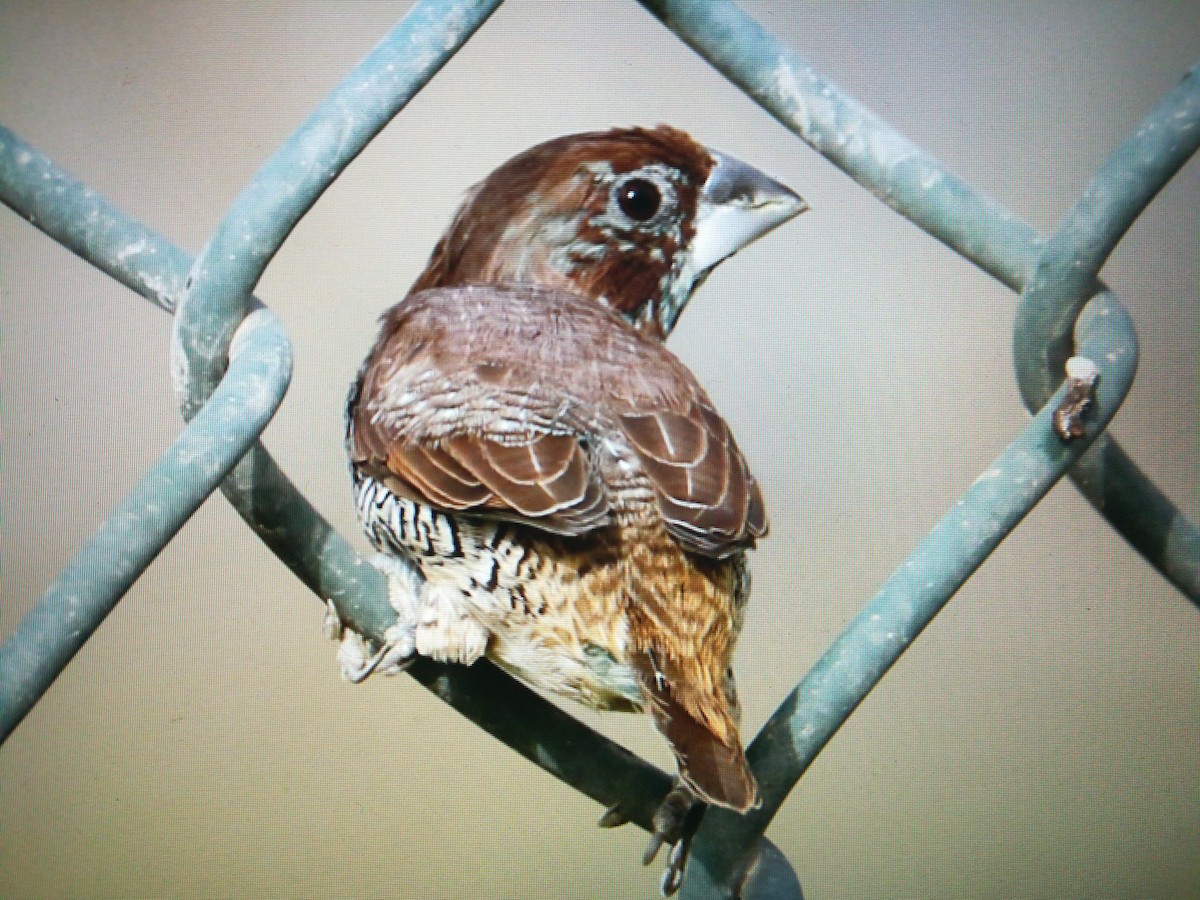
[355,555,423,677]
[325,594,418,683]
[644,781,706,897]
[324,555,425,683]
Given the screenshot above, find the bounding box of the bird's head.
[411,125,806,340]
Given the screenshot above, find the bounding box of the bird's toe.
[644,782,705,896]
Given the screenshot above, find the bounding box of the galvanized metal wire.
[2,1,1196,897]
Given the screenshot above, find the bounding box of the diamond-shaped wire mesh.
[2,2,1197,897]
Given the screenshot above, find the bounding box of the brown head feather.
[411,126,715,339]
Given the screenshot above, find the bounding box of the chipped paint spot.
[771,63,814,139]
[972,466,1002,486]
[116,239,148,262]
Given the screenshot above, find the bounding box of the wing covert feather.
[349,284,766,552]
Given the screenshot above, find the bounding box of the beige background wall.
[3,2,1197,897]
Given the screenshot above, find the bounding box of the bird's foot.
[325,600,415,682]
[643,782,705,897]
[322,599,345,641]
[343,623,417,682]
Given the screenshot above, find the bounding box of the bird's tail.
[636,650,760,812]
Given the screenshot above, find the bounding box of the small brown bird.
[341,125,804,882]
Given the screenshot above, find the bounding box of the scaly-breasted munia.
[339,125,804,887]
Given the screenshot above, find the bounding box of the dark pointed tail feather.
[638,658,759,812]
[666,704,759,812]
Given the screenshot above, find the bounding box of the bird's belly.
[356,474,643,711]
[425,518,644,712]
[486,627,644,712]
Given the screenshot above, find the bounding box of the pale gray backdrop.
[2,2,1197,897]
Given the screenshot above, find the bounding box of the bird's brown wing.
[349,284,765,553]
[618,401,766,557]
[368,431,609,535]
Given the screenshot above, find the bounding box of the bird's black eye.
[615,177,662,222]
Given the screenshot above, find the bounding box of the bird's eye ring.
[615,177,662,222]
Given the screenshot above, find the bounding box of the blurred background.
[2,2,1197,897]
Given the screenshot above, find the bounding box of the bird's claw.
[643,782,696,863]
[598,803,629,829]
[334,620,416,683]
[342,640,390,683]
[661,837,692,897]
[643,782,705,896]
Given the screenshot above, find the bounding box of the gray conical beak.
[690,149,807,272]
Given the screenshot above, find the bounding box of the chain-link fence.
[3,2,1197,896]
